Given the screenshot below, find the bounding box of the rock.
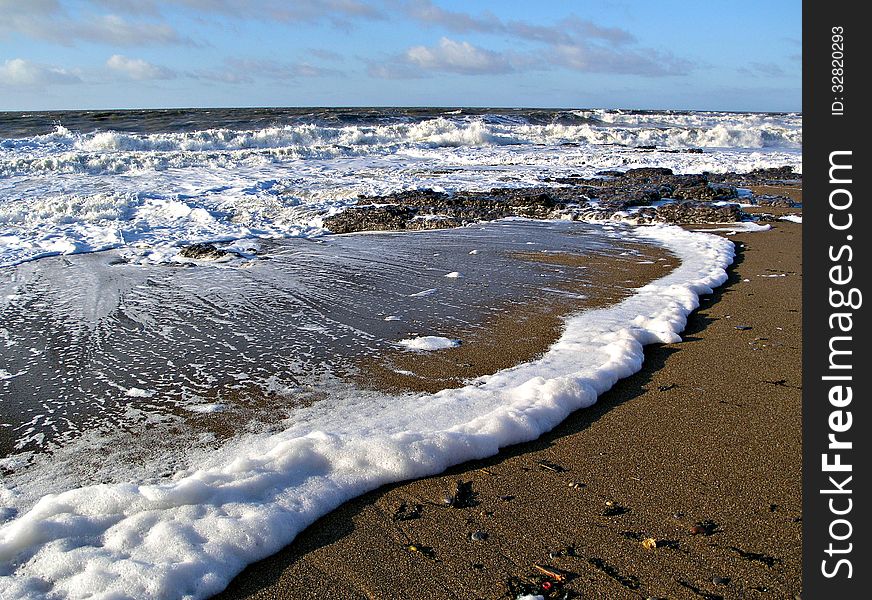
[689,520,720,536]
[637,202,742,224]
[444,480,478,508]
[671,183,738,202]
[178,243,228,260]
[603,503,630,517]
[469,530,488,541]
[319,167,796,234]
[323,205,418,234]
[753,194,797,207]
[393,503,423,521]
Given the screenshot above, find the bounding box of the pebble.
[469,530,488,542]
[712,576,731,586]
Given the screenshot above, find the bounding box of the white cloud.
[551,43,690,76]
[0,58,81,87]
[91,0,384,24]
[372,33,689,80]
[401,1,635,46]
[401,0,500,33]
[389,1,688,79]
[106,54,175,80]
[192,58,339,84]
[404,37,513,75]
[0,1,188,46]
[738,62,788,78]
[74,15,184,46]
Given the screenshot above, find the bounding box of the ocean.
[0,108,798,599]
[0,108,800,267]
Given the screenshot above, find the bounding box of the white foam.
[0,369,24,381]
[1,112,800,267]
[444,271,462,278]
[780,214,802,223]
[185,404,226,414]
[0,224,733,600]
[408,287,438,297]
[397,336,461,351]
[692,222,772,233]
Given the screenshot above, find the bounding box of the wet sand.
[358,243,675,394]
[214,212,802,599]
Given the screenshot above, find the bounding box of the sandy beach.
[0,103,804,600]
[213,209,802,600]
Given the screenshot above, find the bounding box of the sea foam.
[0,111,800,267]
[0,224,733,599]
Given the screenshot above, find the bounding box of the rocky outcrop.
[322,167,800,234]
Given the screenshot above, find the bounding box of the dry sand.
[214,217,802,600]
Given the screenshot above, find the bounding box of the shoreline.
[215,219,802,599]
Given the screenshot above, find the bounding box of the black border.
[803,3,869,597]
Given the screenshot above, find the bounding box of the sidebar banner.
[803,2,870,597]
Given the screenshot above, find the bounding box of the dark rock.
[393,503,423,521]
[753,194,797,207]
[320,167,786,234]
[625,167,675,178]
[637,202,742,224]
[178,243,228,260]
[323,205,418,234]
[708,165,801,186]
[603,503,630,517]
[444,480,478,508]
[690,520,721,536]
[671,183,738,202]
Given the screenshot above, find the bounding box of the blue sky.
[0,0,801,112]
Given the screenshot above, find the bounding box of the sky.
[0,0,801,112]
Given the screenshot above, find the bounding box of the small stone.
[712,576,731,586]
[641,537,657,550]
[469,530,488,542]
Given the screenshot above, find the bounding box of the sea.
[0,108,800,599]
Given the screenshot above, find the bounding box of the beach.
[216,217,802,600]
[0,108,803,599]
